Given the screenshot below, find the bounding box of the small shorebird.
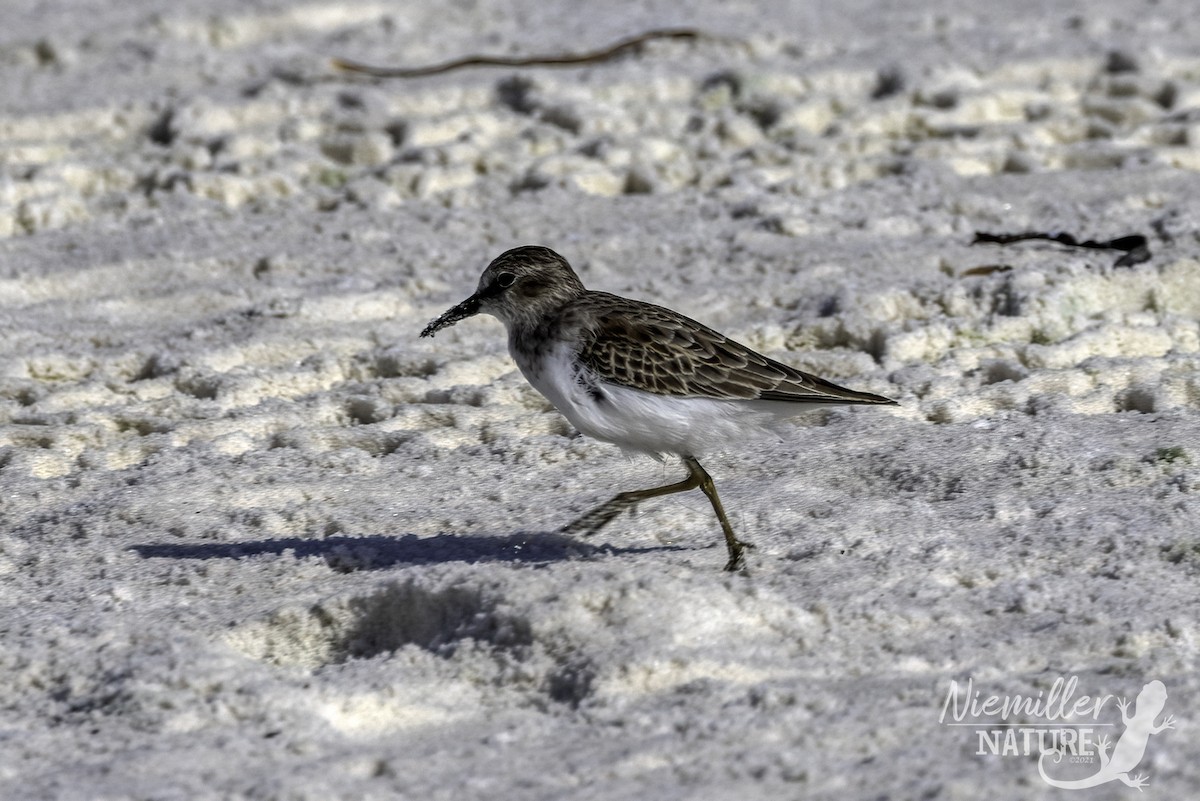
[421,246,897,570]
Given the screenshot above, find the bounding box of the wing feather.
[569,293,896,405]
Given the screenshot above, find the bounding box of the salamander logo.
[939,676,1175,791]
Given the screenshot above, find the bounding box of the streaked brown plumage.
[569,291,894,404]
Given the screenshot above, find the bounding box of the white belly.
[511,339,787,458]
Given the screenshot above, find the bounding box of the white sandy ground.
[2,0,1200,798]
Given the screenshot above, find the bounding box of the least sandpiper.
[421,246,897,570]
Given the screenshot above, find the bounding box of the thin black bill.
[419,295,481,338]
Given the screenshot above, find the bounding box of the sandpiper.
[421,246,897,570]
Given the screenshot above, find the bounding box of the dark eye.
[497,272,516,288]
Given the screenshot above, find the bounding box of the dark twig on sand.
[972,230,1151,267]
[332,28,706,79]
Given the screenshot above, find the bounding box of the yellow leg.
[683,456,753,572]
[562,470,701,537]
[562,456,753,571]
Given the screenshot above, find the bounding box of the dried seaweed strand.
[972,230,1151,267]
[332,28,705,78]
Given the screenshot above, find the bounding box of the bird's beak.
[420,293,482,338]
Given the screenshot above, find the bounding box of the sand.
[2,1,1198,798]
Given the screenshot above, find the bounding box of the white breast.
[510,339,792,458]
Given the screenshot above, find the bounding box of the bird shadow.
[130,531,687,572]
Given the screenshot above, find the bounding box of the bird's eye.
[497,272,517,288]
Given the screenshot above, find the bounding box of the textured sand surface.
[2,2,1199,799]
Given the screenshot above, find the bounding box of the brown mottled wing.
[571,293,896,405]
